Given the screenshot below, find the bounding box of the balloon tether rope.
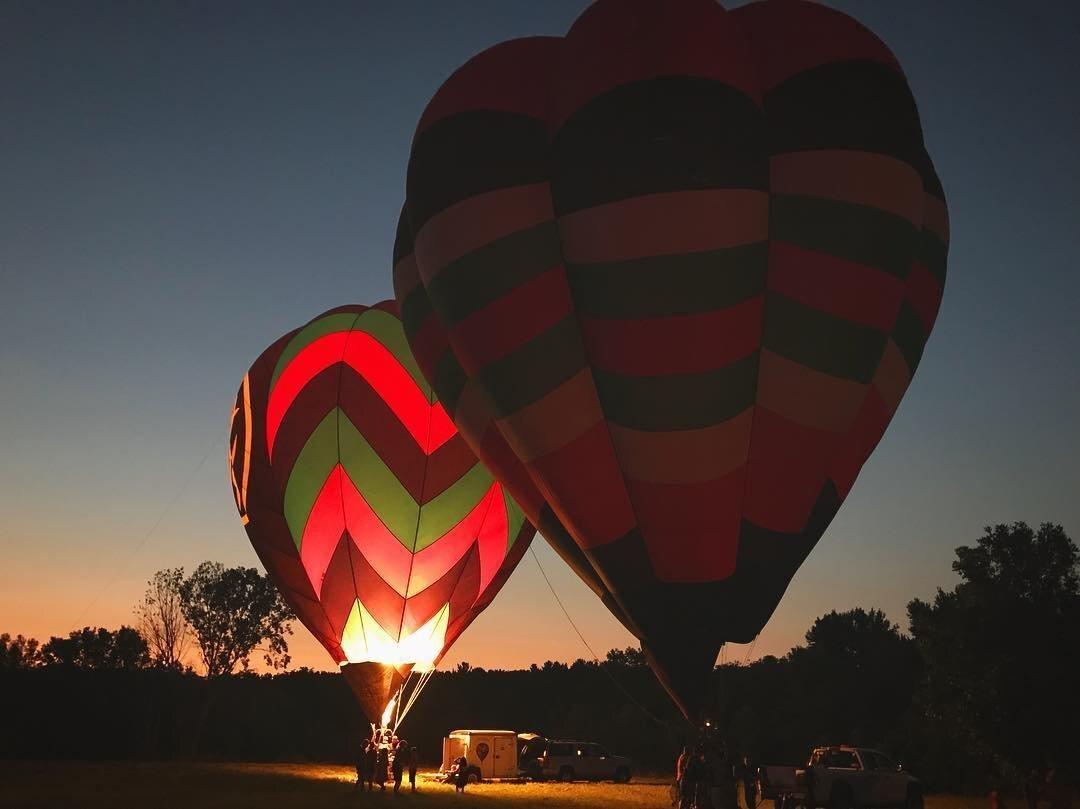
[529,544,666,726]
[394,666,437,731]
[72,432,219,626]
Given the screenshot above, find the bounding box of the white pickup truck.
[759,746,923,809]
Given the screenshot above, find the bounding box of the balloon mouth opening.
[338,600,449,672]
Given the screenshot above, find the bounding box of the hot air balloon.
[229,302,535,726]
[393,0,948,718]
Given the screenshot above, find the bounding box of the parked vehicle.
[519,737,632,783]
[760,746,922,809]
[440,729,518,782]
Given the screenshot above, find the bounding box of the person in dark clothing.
[804,761,818,809]
[675,747,691,808]
[677,747,691,782]
[355,741,369,790]
[392,746,405,794]
[1026,770,1043,809]
[453,755,469,793]
[681,750,707,809]
[701,749,719,809]
[376,745,389,791]
[741,754,757,809]
[1046,769,1073,809]
[408,747,419,792]
[363,740,377,792]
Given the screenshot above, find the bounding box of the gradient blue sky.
[2,0,1077,672]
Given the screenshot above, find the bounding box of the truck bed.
[759,766,803,800]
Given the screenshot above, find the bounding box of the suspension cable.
[529,544,667,727]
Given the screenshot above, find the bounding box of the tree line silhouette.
[1,521,1076,795]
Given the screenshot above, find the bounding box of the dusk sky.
[2,0,1078,673]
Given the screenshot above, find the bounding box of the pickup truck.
[759,746,922,809]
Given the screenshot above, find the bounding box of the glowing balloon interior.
[230,302,535,722]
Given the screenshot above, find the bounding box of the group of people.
[355,729,419,794]
[675,732,757,809]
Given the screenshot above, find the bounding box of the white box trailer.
[441,729,518,781]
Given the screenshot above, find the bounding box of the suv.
[520,738,632,783]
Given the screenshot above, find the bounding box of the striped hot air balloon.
[229,302,534,723]
[393,0,948,718]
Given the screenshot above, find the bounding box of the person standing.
[741,754,758,809]
[677,747,691,781]
[681,749,705,809]
[363,739,377,792]
[675,747,691,808]
[376,744,389,791]
[804,760,819,809]
[408,746,419,792]
[454,754,469,793]
[392,746,405,794]
[355,740,369,790]
[1046,769,1073,809]
[1025,769,1043,809]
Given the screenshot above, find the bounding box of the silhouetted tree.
[3,519,1074,790]
[0,633,42,668]
[178,562,293,676]
[787,608,920,749]
[39,626,148,669]
[908,522,1080,787]
[136,567,190,669]
[604,646,647,668]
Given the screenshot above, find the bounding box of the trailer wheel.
[557,766,575,782]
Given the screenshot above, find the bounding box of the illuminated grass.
[0,762,980,809]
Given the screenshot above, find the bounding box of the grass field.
[0,762,984,809]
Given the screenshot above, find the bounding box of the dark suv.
[519,738,632,783]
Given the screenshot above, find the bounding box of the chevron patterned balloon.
[229,302,534,720]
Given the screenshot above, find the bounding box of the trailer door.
[493,734,515,777]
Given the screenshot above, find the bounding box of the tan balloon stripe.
[497,368,605,463]
[756,349,868,434]
[519,421,638,549]
[770,150,925,226]
[871,339,912,414]
[922,193,950,244]
[608,408,753,485]
[413,182,554,279]
[557,188,769,264]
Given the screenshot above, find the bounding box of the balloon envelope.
[394,0,948,717]
[230,302,535,721]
